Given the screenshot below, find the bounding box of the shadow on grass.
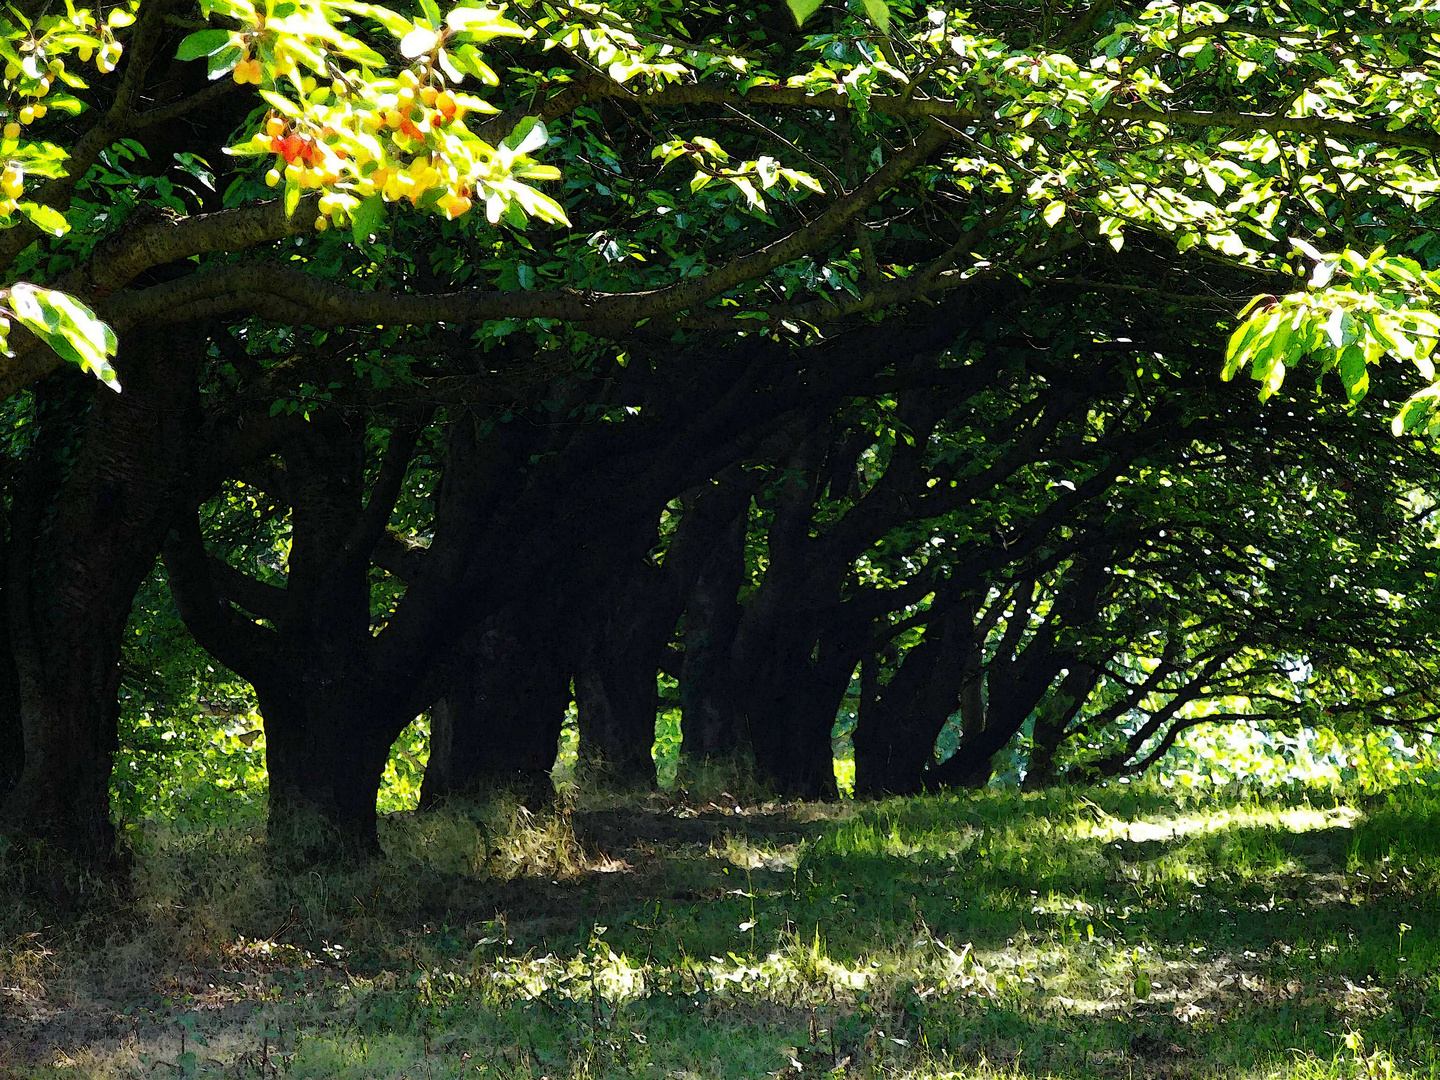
[7,784,1440,1078]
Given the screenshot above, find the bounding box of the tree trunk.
[0,599,22,802]
[679,505,748,761]
[745,670,842,800]
[853,606,976,797]
[256,683,401,862]
[2,329,202,865]
[573,550,668,789]
[1022,665,1096,791]
[574,662,658,788]
[1023,700,1069,792]
[420,608,571,809]
[165,409,418,865]
[742,630,849,801]
[928,659,1044,792]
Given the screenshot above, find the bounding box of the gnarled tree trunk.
[2,329,203,865]
[678,491,750,763]
[421,605,573,810]
[166,411,424,863]
[853,603,979,797]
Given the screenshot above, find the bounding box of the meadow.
[6,762,1440,1079]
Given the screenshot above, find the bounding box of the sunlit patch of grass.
[11,781,1440,1079]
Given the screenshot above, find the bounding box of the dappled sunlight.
[4,784,1439,1079]
[1068,802,1362,846]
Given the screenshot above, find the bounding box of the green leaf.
[7,282,119,390]
[1222,309,1276,380]
[351,193,385,246]
[176,28,234,61]
[1393,387,1440,436]
[1322,307,1351,350]
[17,201,68,236]
[862,0,890,32]
[1337,344,1369,403]
[503,116,548,156]
[787,0,823,27]
[206,44,242,79]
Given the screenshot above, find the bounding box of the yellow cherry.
[1,165,23,200]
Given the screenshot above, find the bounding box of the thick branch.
[372,528,429,583]
[99,125,950,331]
[162,515,279,682]
[341,419,428,567]
[205,555,292,622]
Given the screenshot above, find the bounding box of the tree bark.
[929,557,1112,790]
[742,646,846,800]
[1,327,203,864]
[256,683,401,861]
[853,604,978,797]
[420,606,572,810]
[0,589,22,803]
[678,491,750,762]
[165,410,423,862]
[1022,664,1098,790]
[574,548,666,789]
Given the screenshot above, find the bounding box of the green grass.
[7,781,1440,1078]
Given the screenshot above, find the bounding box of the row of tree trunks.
[0,314,1007,868]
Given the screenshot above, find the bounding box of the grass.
[6,780,1440,1078]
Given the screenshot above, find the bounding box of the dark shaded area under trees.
[4,0,1440,876]
[8,257,1439,869]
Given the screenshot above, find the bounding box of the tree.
[9,0,1440,861]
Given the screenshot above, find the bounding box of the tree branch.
[205,554,292,622]
[162,514,279,682]
[99,124,951,337]
[340,416,429,567]
[371,528,430,583]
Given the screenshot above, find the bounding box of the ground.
[3,780,1440,1079]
